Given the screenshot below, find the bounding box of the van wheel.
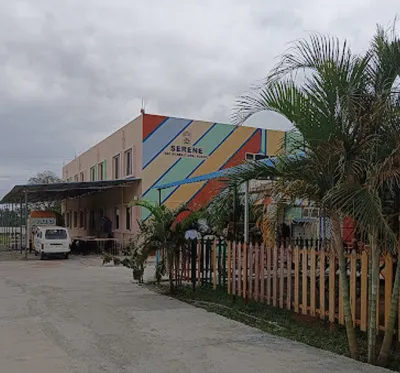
[40,252,45,260]
[64,253,69,260]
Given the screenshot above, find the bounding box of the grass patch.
[148,283,400,371]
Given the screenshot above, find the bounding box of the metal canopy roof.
[0,178,140,204]
[153,157,278,190]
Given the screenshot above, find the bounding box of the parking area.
[0,257,390,373]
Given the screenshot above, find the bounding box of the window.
[125,206,131,230]
[89,211,95,229]
[113,154,120,179]
[79,211,84,228]
[114,207,120,230]
[73,211,78,228]
[74,174,79,182]
[68,212,72,228]
[45,229,67,240]
[124,148,132,176]
[98,161,105,181]
[90,166,96,181]
[80,172,85,182]
[245,152,269,161]
[65,212,70,227]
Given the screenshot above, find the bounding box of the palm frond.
[324,183,394,240]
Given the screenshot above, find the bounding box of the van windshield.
[45,229,68,240]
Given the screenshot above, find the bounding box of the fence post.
[273,244,278,307]
[302,249,308,315]
[310,248,316,317]
[197,239,201,287]
[319,251,326,320]
[248,243,253,300]
[294,246,299,313]
[329,253,336,323]
[191,239,197,291]
[222,239,227,290]
[267,244,272,305]
[205,238,210,286]
[286,244,292,310]
[255,242,260,302]
[350,250,357,326]
[238,242,242,297]
[279,244,284,309]
[213,239,217,290]
[228,241,232,294]
[360,250,368,332]
[232,242,236,296]
[260,243,265,303]
[243,242,247,302]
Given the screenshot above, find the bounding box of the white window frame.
[124,147,133,177]
[98,161,106,181]
[113,153,121,180]
[90,166,96,181]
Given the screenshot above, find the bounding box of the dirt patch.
[0,248,24,261]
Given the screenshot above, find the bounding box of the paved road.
[0,257,391,373]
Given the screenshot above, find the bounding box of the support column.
[24,191,28,259]
[156,189,162,265]
[20,197,23,253]
[121,187,124,249]
[11,202,14,250]
[0,207,3,245]
[158,189,162,206]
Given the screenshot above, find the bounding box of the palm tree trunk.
[331,213,359,359]
[368,234,379,365]
[378,247,400,366]
[168,257,174,293]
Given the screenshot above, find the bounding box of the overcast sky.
[0,0,397,198]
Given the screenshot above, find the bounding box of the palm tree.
[231,24,400,364]
[325,24,400,365]
[131,200,203,292]
[231,34,376,359]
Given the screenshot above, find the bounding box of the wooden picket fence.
[227,242,400,338]
[175,239,400,339]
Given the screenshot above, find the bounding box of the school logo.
[164,131,208,159]
[183,131,191,145]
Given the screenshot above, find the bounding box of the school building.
[61,113,288,246]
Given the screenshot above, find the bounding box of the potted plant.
[120,240,146,283]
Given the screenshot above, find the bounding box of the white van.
[33,226,71,259]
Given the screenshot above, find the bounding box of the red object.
[342,216,355,244]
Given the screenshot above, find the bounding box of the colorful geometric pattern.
[141,114,285,220]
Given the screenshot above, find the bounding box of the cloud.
[0,0,397,197]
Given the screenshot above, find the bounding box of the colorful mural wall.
[140,114,286,220]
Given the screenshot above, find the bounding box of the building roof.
[152,151,306,190]
[0,178,140,204]
[153,157,278,190]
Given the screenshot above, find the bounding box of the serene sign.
[164,131,208,159]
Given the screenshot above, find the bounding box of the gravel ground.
[0,257,392,373]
